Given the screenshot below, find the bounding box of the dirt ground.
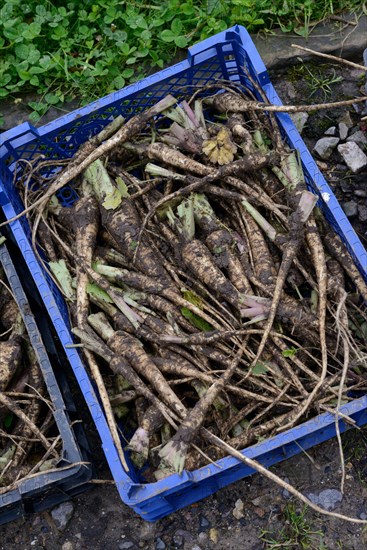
[2,430,367,550]
[1,58,367,550]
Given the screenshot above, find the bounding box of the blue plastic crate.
[0,241,92,525]
[1,25,367,522]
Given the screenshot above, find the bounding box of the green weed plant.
[0,0,364,125]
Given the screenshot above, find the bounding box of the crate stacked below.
[0,240,92,525]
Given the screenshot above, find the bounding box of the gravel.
[342,200,358,218]
[155,537,166,549]
[313,137,340,159]
[337,142,367,173]
[199,516,210,529]
[307,489,343,511]
[339,122,349,140]
[50,502,75,532]
[347,130,367,147]
[290,112,309,134]
[324,126,337,136]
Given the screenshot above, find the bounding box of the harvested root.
[10,81,367,520]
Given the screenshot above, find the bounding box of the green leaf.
[281,347,298,358]
[30,75,39,86]
[23,21,42,40]
[161,29,176,42]
[207,0,221,14]
[115,176,130,197]
[49,259,76,300]
[102,186,122,210]
[18,70,31,81]
[181,4,196,15]
[86,282,113,303]
[120,42,130,55]
[36,5,47,17]
[28,101,48,114]
[181,307,214,332]
[182,290,203,309]
[14,43,29,60]
[121,68,134,79]
[39,55,53,69]
[44,93,60,105]
[112,75,125,89]
[4,413,13,429]
[0,74,11,87]
[28,48,41,64]
[177,196,195,240]
[48,195,62,215]
[29,66,46,74]
[171,18,183,34]
[174,35,188,48]
[252,362,269,376]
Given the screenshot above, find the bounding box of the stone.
[139,522,157,541]
[338,122,349,140]
[119,543,134,550]
[313,137,340,160]
[197,532,208,544]
[347,130,367,147]
[360,512,367,520]
[62,543,73,550]
[233,498,245,520]
[209,528,218,543]
[290,112,308,134]
[173,530,195,544]
[355,189,367,198]
[51,502,74,531]
[172,534,184,548]
[253,506,266,518]
[339,111,354,128]
[353,102,364,114]
[155,538,166,550]
[358,204,367,222]
[284,81,297,99]
[191,546,202,550]
[199,516,210,529]
[316,160,329,171]
[32,516,41,528]
[282,477,291,499]
[338,142,367,173]
[270,504,281,514]
[307,489,343,511]
[342,200,358,218]
[324,126,336,136]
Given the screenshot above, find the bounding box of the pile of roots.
[8,81,367,521]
